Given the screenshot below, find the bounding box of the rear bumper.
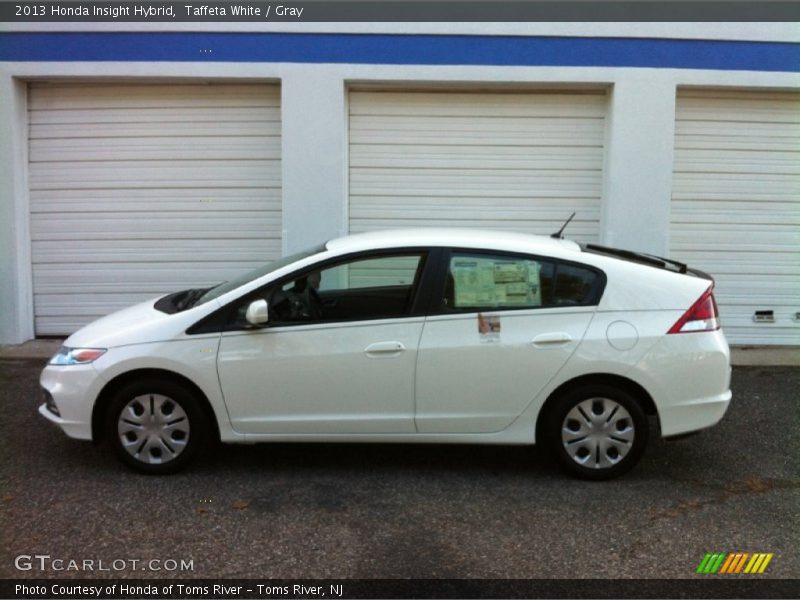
[658,389,732,438]
[631,329,732,438]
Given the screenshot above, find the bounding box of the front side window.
[230,252,426,328]
[315,254,422,293]
[442,251,602,312]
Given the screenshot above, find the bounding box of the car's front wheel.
[107,378,206,474]
[545,384,649,480]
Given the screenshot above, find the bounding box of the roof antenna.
[551,212,576,239]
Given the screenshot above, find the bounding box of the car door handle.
[532,333,572,347]
[364,341,406,357]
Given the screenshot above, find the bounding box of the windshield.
[194,244,327,306]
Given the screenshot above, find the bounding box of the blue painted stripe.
[0,32,799,71]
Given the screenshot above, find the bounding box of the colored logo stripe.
[745,553,774,574]
[719,554,736,573]
[720,553,747,574]
[698,553,773,574]
[697,553,726,573]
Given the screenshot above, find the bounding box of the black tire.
[544,384,649,480]
[106,378,207,474]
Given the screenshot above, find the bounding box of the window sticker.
[452,257,542,308]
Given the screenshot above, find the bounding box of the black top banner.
[2,1,800,22]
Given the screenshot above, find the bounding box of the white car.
[39,229,731,479]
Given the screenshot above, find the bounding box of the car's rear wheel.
[107,378,206,474]
[545,384,648,480]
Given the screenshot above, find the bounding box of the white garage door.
[349,89,606,242]
[671,89,800,346]
[28,82,281,336]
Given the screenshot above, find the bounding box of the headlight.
[49,346,107,365]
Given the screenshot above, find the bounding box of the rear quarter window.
[552,263,600,306]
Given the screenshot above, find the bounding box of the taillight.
[668,286,720,334]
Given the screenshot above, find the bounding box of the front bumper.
[38,403,92,440]
[39,363,103,440]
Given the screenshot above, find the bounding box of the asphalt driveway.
[0,359,797,581]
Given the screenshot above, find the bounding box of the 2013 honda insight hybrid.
[39,229,731,479]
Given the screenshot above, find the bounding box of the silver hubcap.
[561,397,635,469]
[117,394,190,464]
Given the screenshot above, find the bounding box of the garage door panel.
[31,212,280,240]
[35,295,169,317]
[672,174,799,197]
[350,144,603,170]
[350,198,601,219]
[350,91,607,118]
[29,160,280,189]
[29,83,280,109]
[672,239,798,258]
[670,88,800,345]
[672,198,796,209]
[670,221,800,235]
[351,169,601,197]
[677,103,800,124]
[713,278,800,295]
[351,130,602,147]
[720,327,798,345]
[30,121,281,140]
[350,116,604,146]
[674,136,798,153]
[29,188,281,213]
[33,239,281,265]
[34,317,106,337]
[716,318,798,339]
[671,206,799,225]
[29,107,281,127]
[349,89,605,244]
[674,151,800,175]
[29,82,282,335]
[672,191,797,203]
[666,255,799,276]
[33,262,260,289]
[350,197,601,230]
[677,91,800,120]
[349,215,601,232]
[675,120,800,139]
[350,217,601,239]
[30,136,281,162]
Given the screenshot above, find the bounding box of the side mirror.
[245,299,269,326]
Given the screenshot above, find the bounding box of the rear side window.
[441,251,602,312]
[445,255,552,310]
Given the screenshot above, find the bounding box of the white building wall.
[0,77,33,344]
[600,77,677,255]
[1,24,799,343]
[281,67,348,254]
